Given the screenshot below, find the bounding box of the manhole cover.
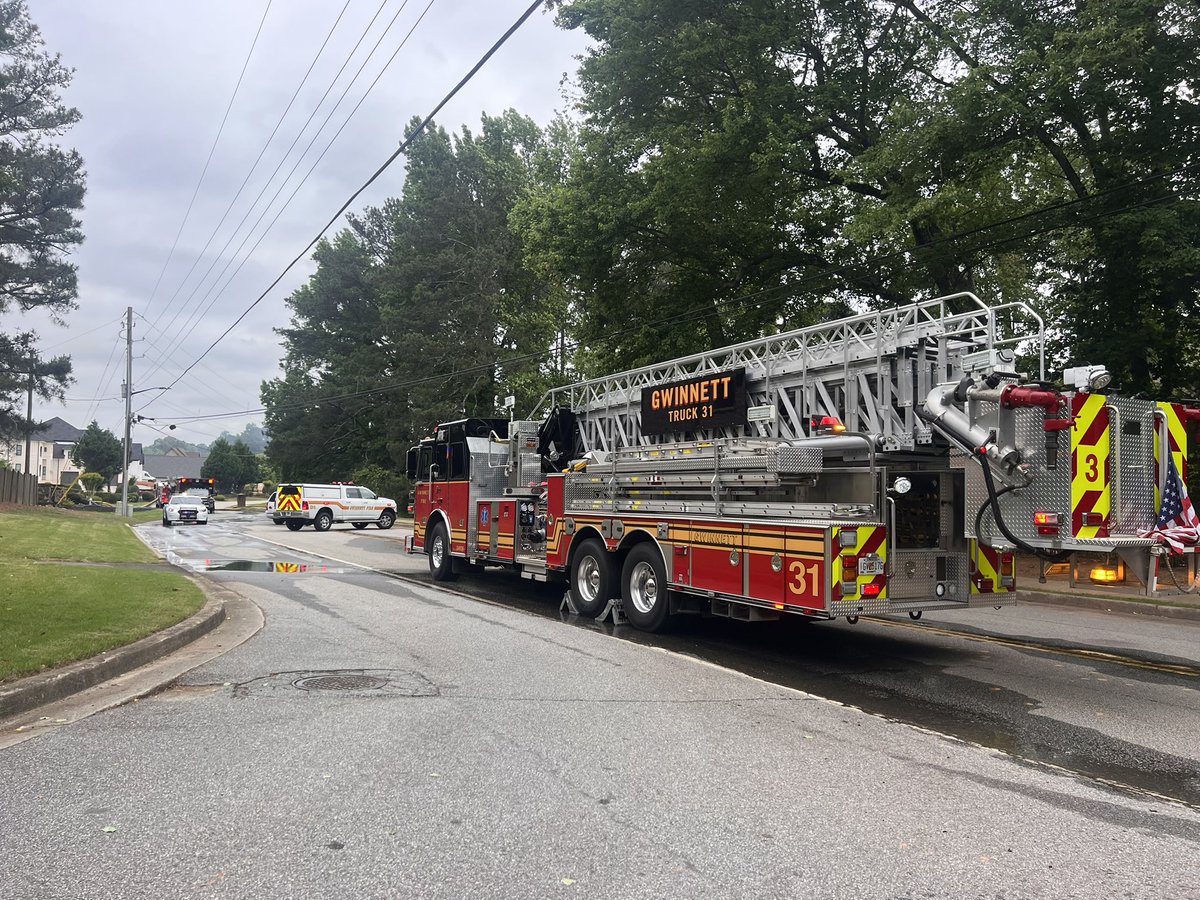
[294,674,387,692]
[233,669,438,698]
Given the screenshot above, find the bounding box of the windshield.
[169,496,203,506]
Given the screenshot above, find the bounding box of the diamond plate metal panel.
[775,446,823,473]
[1110,397,1157,534]
[886,551,969,602]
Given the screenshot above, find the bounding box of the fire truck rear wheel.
[622,544,671,632]
[428,522,457,581]
[569,538,614,617]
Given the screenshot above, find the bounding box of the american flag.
[1140,455,1199,555]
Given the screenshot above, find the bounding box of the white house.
[0,417,144,488]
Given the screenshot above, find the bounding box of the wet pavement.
[144,512,1200,809]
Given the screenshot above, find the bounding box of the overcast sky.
[15,0,589,448]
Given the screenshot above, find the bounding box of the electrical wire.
[139,0,437,387]
[143,0,274,316]
[138,0,549,409]
[143,0,382,339]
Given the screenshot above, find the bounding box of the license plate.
[858,556,884,576]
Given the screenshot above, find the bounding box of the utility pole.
[23,368,33,475]
[120,306,132,517]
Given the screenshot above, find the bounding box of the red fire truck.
[405,293,1197,631]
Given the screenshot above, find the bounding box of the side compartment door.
[687,522,744,596]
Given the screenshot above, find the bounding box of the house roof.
[143,453,207,481]
[32,416,84,442]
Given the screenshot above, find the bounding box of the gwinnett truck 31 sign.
[641,368,747,436]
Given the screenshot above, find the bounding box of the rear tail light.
[302,500,309,511]
[838,529,858,548]
[843,556,858,575]
[1034,511,1060,535]
[1000,551,1016,588]
[861,583,882,598]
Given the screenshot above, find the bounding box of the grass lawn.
[0,505,158,563]
[0,505,206,683]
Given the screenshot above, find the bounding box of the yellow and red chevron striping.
[1070,393,1110,539]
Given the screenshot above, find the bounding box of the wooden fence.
[0,469,37,505]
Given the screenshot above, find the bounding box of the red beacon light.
[812,415,847,435]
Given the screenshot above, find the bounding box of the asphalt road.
[1,510,1198,899]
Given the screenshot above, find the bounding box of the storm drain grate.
[233,669,438,699]
[294,674,387,692]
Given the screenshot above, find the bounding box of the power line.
[143,0,274,316]
[140,0,435,386]
[140,0,549,408]
[142,0,372,338]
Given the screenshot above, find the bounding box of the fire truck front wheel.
[569,539,614,617]
[428,522,457,581]
[622,544,671,632]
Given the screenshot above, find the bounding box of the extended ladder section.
[534,293,1046,455]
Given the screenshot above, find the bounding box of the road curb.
[1018,589,1200,622]
[0,579,227,722]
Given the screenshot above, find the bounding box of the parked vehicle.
[275,482,397,532]
[265,490,284,525]
[162,494,209,527]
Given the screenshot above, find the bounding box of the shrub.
[350,463,408,506]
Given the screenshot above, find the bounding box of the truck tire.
[376,509,396,530]
[428,521,457,581]
[352,522,369,529]
[569,538,614,618]
[272,518,284,526]
[162,518,171,528]
[285,520,304,531]
[621,543,671,632]
[313,509,333,532]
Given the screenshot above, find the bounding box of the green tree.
[145,435,204,455]
[891,0,1200,398]
[0,0,84,439]
[542,0,1199,396]
[200,437,259,493]
[539,0,931,371]
[228,438,260,491]
[69,421,122,483]
[263,110,565,479]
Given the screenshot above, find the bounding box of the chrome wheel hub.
[628,561,658,614]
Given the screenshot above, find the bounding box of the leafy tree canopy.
[69,420,122,482]
[201,436,260,493]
